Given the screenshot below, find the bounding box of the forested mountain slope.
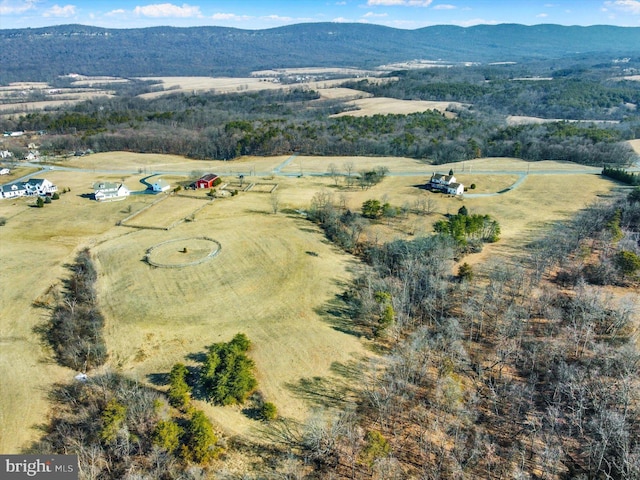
[1,23,640,82]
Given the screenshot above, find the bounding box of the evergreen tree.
[168,363,191,410]
[181,410,219,464]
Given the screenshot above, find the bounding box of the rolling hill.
[1,23,640,82]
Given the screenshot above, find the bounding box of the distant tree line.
[343,67,640,121]
[1,73,637,166]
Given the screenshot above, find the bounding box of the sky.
[1,0,640,30]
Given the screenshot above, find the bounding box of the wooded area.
[2,24,640,82]
[286,187,640,478]
[2,62,639,166]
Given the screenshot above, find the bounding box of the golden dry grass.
[0,152,620,452]
[0,166,40,183]
[316,87,373,100]
[122,195,211,229]
[628,139,640,155]
[506,115,620,126]
[0,171,158,452]
[135,76,382,99]
[0,94,115,113]
[95,193,369,436]
[59,151,290,176]
[331,97,465,117]
[251,67,378,77]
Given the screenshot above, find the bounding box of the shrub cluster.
[433,209,501,251]
[602,167,640,185]
[32,372,222,477]
[38,249,107,370]
[201,333,257,405]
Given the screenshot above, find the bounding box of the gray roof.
[1,182,26,193]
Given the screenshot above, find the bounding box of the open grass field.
[0,80,116,114]
[58,151,291,176]
[331,97,466,118]
[0,151,622,452]
[0,173,159,452]
[121,194,212,229]
[136,76,383,99]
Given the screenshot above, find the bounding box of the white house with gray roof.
[1,182,27,199]
[1,178,57,199]
[429,173,464,196]
[93,181,130,202]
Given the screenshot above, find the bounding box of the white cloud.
[604,0,640,14]
[106,9,126,16]
[0,0,38,15]
[44,4,76,17]
[261,14,293,22]
[335,1,347,4]
[455,18,498,27]
[433,4,456,10]
[536,13,548,17]
[211,12,252,22]
[367,0,433,6]
[363,11,389,17]
[332,16,352,22]
[133,3,202,18]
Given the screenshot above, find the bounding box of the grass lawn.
[0,152,619,451]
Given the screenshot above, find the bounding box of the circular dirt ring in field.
[145,237,221,268]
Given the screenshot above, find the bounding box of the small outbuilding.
[152,179,170,193]
[195,173,220,189]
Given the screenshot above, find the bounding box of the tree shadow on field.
[285,357,365,410]
[147,372,169,386]
[244,208,271,216]
[314,290,364,338]
[147,353,206,398]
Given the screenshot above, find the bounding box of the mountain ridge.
[1,23,639,82]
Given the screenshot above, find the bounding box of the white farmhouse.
[1,178,57,199]
[428,172,464,196]
[24,178,58,196]
[1,182,27,199]
[93,181,130,202]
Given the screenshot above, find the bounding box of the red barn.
[195,174,220,189]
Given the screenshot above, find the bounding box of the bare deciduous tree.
[270,190,280,214]
[344,161,355,188]
[327,163,340,186]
